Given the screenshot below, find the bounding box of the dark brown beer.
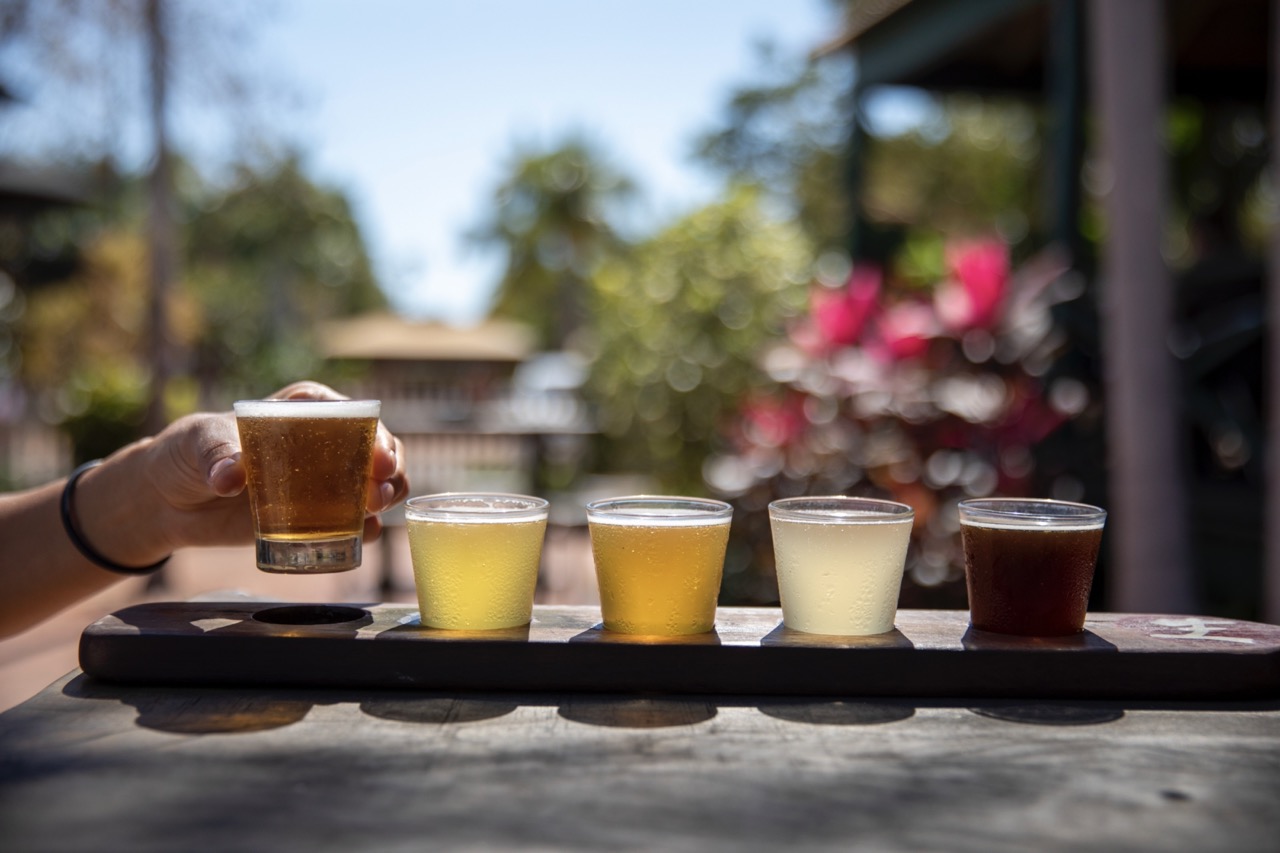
[961,522,1103,636]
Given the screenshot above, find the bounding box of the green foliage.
[183,153,386,392]
[17,153,384,459]
[584,188,812,493]
[860,96,1042,262]
[57,363,150,465]
[1162,101,1270,265]
[693,43,854,252]
[470,137,634,350]
[696,49,1044,270]
[471,138,818,496]
[19,222,155,453]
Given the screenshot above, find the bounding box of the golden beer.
[405,494,548,630]
[234,399,380,573]
[586,497,732,636]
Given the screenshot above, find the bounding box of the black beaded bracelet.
[60,459,171,576]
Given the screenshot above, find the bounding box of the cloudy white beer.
[769,497,914,636]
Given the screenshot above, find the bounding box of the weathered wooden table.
[2,604,1278,851]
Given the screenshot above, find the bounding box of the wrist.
[72,441,178,569]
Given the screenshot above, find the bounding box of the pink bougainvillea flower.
[868,299,938,362]
[997,380,1066,446]
[739,393,808,449]
[934,238,1009,331]
[811,265,882,349]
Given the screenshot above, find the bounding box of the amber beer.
[234,399,380,573]
[586,496,732,636]
[405,493,549,630]
[958,498,1106,636]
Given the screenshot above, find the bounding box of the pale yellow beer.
[405,494,548,630]
[234,399,380,573]
[769,497,914,636]
[586,497,732,636]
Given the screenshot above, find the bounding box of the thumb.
[165,411,245,498]
[208,453,246,497]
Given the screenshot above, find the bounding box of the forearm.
[0,480,120,638]
[0,441,173,639]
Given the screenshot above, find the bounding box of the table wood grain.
[2,668,1277,852]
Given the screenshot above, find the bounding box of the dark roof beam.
[850,0,1043,90]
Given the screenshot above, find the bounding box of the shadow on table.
[953,628,1126,725]
[67,672,1278,734]
[965,702,1125,726]
[759,625,914,650]
[558,697,718,728]
[756,699,917,726]
[960,626,1118,653]
[567,625,723,646]
[63,674,317,734]
[361,696,519,724]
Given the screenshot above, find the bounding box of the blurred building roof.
[0,162,87,215]
[820,0,1269,100]
[320,312,536,363]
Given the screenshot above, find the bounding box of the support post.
[1088,0,1196,613]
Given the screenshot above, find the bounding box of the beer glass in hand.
[234,399,381,573]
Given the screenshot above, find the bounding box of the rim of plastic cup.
[405,492,549,522]
[957,497,1106,529]
[768,495,914,524]
[585,495,732,524]
[233,399,381,418]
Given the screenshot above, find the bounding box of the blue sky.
[260,0,837,323]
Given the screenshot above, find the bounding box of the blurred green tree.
[860,97,1042,268]
[694,48,1044,280]
[584,187,812,494]
[19,154,384,460]
[470,137,813,495]
[0,0,287,435]
[693,41,853,254]
[20,218,155,464]
[183,153,385,397]
[469,136,635,350]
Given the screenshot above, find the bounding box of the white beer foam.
[233,399,381,418]
[406,512,548,523]
[961,519,1104,531]
[774,511,914,525]
[405,494,548,522]
[587,512,730,527]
